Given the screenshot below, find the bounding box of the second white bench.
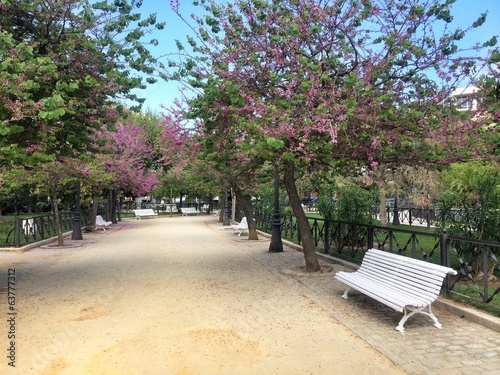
[180,207,201,216]
[133,209,158,219]
[334,248,457,332]
[231,217,248,236]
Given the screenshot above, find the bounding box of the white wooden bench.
[334,248,457,332]
[133,209,158,219]
[180,207,201,216]
[95,215,112,231]
[231,217,248,236]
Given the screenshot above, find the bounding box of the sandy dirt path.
[0,216,406,375]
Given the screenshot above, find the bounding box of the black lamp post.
[71,179,83,240]
[111,190,117,224]
[223,188,231,226]
[269,165,283,253]
[392,195,400,225]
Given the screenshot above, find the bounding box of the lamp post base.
[71,180,83,240]
[72,212,83,240]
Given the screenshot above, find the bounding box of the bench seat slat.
[336,274,408,312]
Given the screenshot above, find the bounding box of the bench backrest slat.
[361,257,449,286]
[366,249,455,274]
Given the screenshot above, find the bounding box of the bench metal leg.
[341,289,350,299]
[396,305,442,333]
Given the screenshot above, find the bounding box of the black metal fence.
[377,206,473,228]
[0,211,90,248]
[1,203,220,248]
[254,211,500,311]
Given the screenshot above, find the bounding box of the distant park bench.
[180,207,201,216]
[95,215,112,231]
[133,209,158,219]
[334,248,457,332]
[231,217,249,236]
[22,218,37,236]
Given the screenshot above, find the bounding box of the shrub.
[317,182,373,224]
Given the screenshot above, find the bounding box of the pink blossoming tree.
[170,0,495,271]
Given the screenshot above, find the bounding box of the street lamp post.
[111,190,117,224]
[392,195,400,225]
[269,165,283,253]
[71,179,83,240]
[223,188,231,226]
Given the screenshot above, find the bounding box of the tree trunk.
[233,185,258,240]
[283,160,320,272]
[218,197,224,222]
[375,169,388,225]
[379,191,387,225]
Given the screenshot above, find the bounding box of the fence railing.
[253,211,500,311]
[0,211,90,248]
[377,206,477,229]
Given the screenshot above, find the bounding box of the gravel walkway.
[0,215,498,374]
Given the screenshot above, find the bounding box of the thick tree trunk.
[218,197,224,222]
[233,185,258,240]
[283,160,320,272]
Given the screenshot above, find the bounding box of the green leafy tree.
[0,164,44,215]
[0,0,165,167]
[438,161,500,275]
[438,162,500,277]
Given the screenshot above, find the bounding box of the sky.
[130,0,500,114]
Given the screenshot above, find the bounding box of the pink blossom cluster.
[93,121,160,196]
